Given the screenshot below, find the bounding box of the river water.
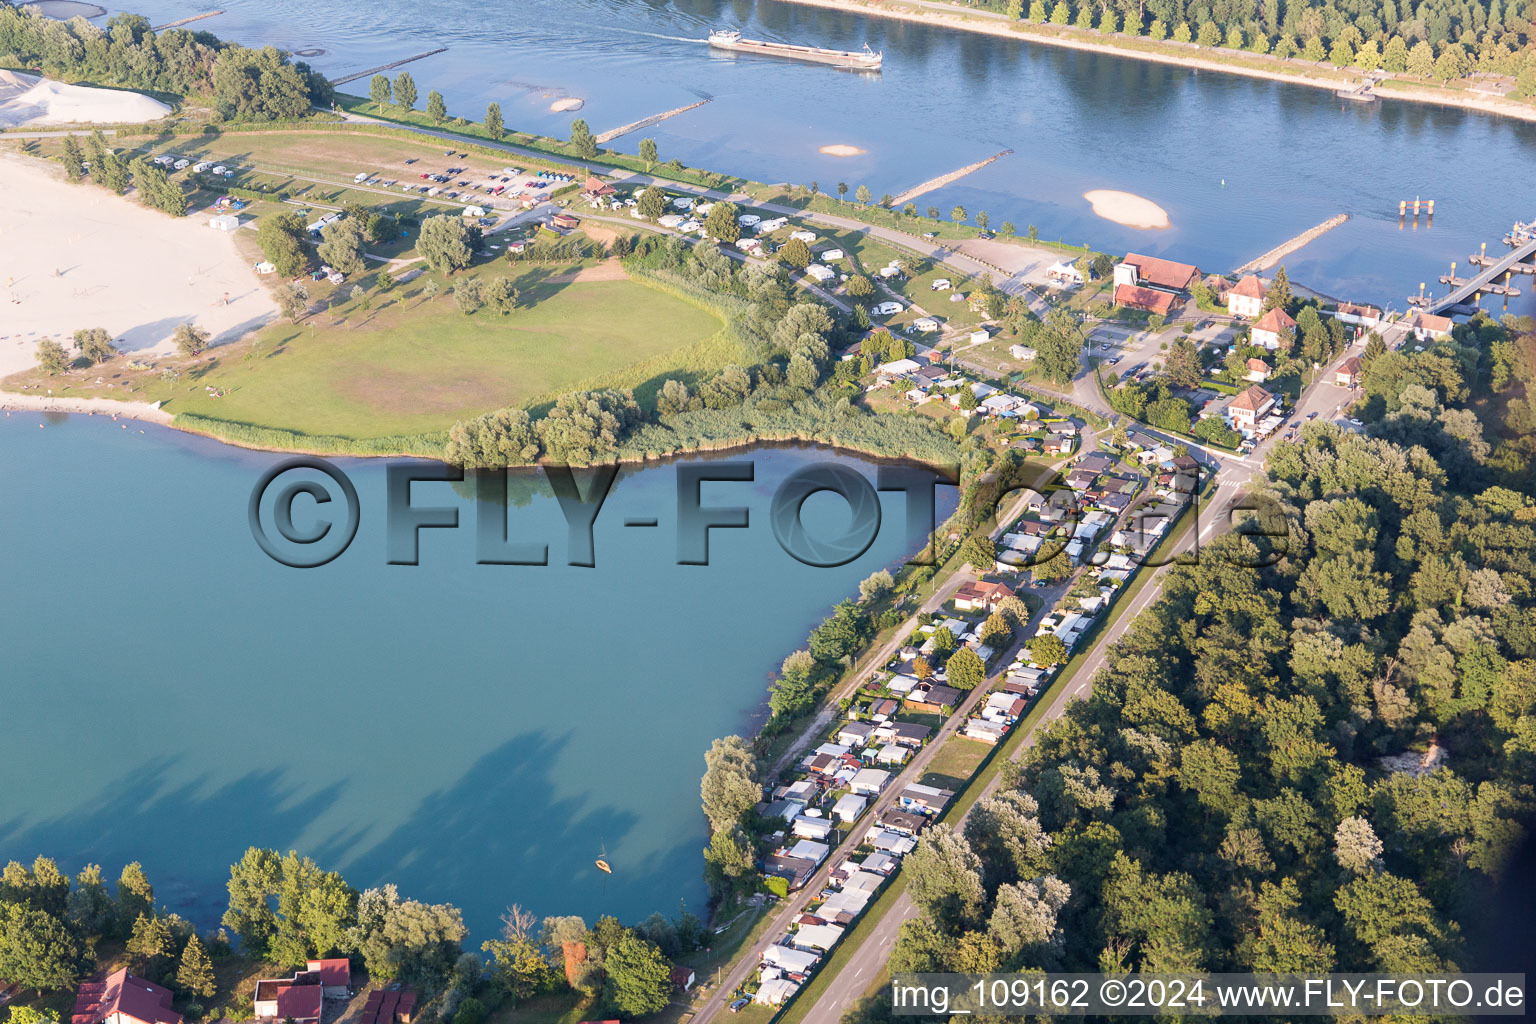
[0,414,954,939]
[116,0,1536,314]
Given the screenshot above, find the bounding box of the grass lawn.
[918,735,992,790]
[9,262,733,440]
[485,991,587,1024]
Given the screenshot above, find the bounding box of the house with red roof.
[1407,310,1452,342]
[1227,275,1266,318]
[305,960,351,998]
[1244,357,1272,383]
[1334,302,1381,328]
[73,970,182,1024]
[580,176,616,200]
[253,978,322,1024]
[1115,253,1199,292]
[1251,306,1297,351]
[252,959,349,1024]
[1113,283,1178,316]
[1335,356,1363,387]
[1226,385,1277,432]
[954,580,1015,613]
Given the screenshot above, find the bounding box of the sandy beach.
[1083,189,1170,229]
[0,392,172,423]
[0,153,278,379]
[0,70,171,128]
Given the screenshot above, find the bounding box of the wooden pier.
[151,10,222,30]
[330,48,448,86]
[594,99,711,145]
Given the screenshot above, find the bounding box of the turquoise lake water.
[0,414,954,940]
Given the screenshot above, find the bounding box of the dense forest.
[973,0,1536,90]
[0,8,332,119]
[841,313,1536,1021]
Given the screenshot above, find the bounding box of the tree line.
[973,0,1536,90]
[1,847,704,1023]
[0,10,333,119]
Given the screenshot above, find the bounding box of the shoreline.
[777,0,1536,124]
[0,392,172,423]
[3,394,960,472]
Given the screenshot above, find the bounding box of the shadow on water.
[314,730,697,924]
[0,759,349,925]
[0,728,701,933]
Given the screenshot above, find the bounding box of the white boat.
[708,29,881,70]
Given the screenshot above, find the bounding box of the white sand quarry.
[0,70,171,128]
[0,154,277,378]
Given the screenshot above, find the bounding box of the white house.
[872,301,904,316]
[868,829,917,855]
[876,357,922,377]
[850,767,891,796]
[1010,344,1037,361]
[790,229,817,243]
[1227,384,1277,433]
[1227,274,1266,318]
[832,793,867,822]
[836,721,874,748]
[1251,306,1297,350]
[208,214,239,231]
[1407,310,1452,341]
[805,264,836,282]
[761,945,819,974]
[755,979,799,1006]
[792,815,837,840]
[968,329,989,344]
[821,248,845,261]
[912,317,939,332]
[785,838,830,865]
[793,923,845,952]
[931,279,952,291]
[759,216,788,232]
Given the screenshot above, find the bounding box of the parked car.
[729,999,749,1013]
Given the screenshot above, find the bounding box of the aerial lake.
[112,0,1536,315]
[0,414,955,940]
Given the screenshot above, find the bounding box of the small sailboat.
[595,840,612,875]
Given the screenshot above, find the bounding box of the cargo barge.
[707,29,882,70]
